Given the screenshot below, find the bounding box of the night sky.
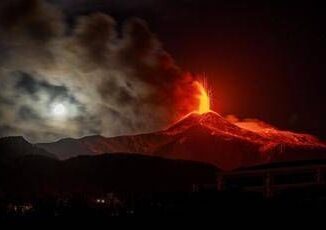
[156,1,326,139]
[1,0,325,141]
[94,1,326,139]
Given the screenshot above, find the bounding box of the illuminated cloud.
[0,0,198,142]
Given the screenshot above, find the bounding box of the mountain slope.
[36,112,326,170]
[0,136,56,162]
[36,137,97,160]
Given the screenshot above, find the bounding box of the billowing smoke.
[0,0,199,142]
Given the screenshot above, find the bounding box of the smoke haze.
[0,0,199,142]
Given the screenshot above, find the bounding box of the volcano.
[37,111,326,170]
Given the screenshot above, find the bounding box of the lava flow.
[190,80,325,148]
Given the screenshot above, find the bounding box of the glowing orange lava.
[194,81,211,114]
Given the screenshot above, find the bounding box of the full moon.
[52,103,67,117]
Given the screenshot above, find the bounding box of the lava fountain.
[194,80,211,114]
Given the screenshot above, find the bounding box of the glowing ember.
[195,81,211,114]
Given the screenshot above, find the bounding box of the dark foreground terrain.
[2,136,326,219]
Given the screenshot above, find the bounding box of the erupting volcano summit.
[37,81,326,170]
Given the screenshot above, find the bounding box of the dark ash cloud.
[18,106,41,121]
[0,0,199,142]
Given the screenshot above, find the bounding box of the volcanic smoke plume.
[0,0,202,142]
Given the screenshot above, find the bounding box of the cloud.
[70,13,116,67]
[0,0,199,142]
